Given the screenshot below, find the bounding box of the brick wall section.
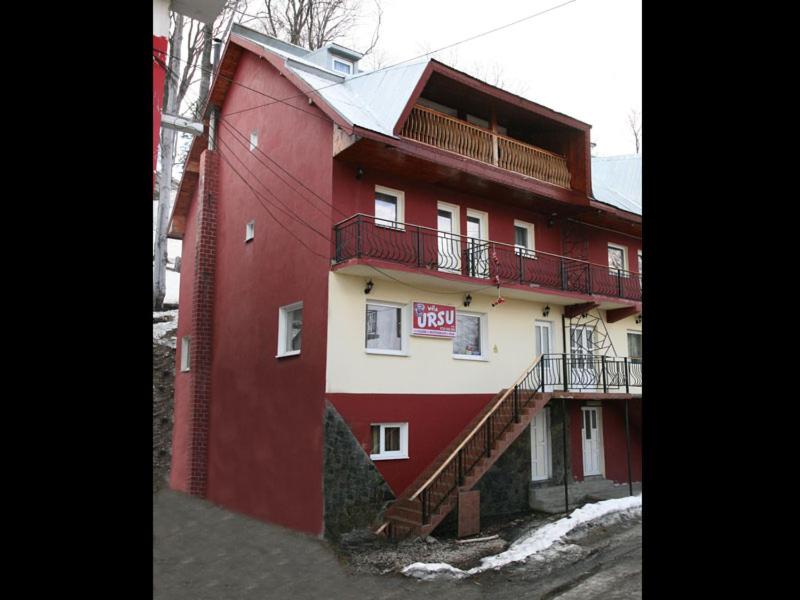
[187,148,219,497]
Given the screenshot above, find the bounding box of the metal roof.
[591,155,642,215]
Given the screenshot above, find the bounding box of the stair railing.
[410,354,546,524]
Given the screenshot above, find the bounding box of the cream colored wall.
[325,272,566,394]
[603,314,642,358]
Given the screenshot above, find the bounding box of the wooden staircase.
[377,355,551,540]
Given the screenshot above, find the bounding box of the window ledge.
[276,350,301,359]
[365,349,408,357]
[453,354,489,362]
[370,454,409,461]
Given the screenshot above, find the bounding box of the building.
[167,24,642,540]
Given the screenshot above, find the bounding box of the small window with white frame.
[332,58,353,75]
[245,220,255,242]
[453,311,487,360]
[374,185,405,229]
[365,301,407,355]
[627,331,642,365]
[370,422,409,460]
[608,243,628,276]
[277,301,303,357]
[514,219,536,258]
[249,129,258,151]
[180,336,191,372]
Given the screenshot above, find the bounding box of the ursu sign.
[411,301,456,338]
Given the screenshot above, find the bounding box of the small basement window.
[180,336,191,372]
[370,423,409,460]
[277,301,303,357]
[245,220,255,242]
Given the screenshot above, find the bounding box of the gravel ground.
[153,310,177,492]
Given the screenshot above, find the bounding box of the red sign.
[411,302,456,338]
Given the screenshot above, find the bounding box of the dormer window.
[332,58,353,74]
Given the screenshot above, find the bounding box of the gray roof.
[591,155,642,215]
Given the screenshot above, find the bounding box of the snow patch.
[153,310,179,348]
[402,495,642,580]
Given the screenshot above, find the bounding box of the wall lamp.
[635,314,642,324]
[548,213,557,227]
[356,166,364,180]
[464,293,472,307]
[364,280,373,294]
[543,305,550,317]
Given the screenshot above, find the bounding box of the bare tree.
[628,109,642,154]
[248,0,382,52]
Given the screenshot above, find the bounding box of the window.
[374,186,405,229]
[370,423,409,460]
[245,220,255,242]
[453,312,487,360]
[608,243,628,275]
[637,251,642,275]
[180,336,191,372]
[277,301,303,357]
[332,58,353,74]
[249,130,258,151]
[514,220,536,257]
[627,331,642,365]
[365,302,406,355]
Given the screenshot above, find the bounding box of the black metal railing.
[333,214,642,302]
[410,352,642,525]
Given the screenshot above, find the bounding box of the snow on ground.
[154,310,179,348]
[402,494,642,581]
[165,268,180,304]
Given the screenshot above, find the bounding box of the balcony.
[333,214,642,303]
[399,105,572,189]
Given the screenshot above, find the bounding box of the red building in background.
[168,24,643,541]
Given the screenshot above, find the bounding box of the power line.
[154,0,578,120]
[215,146,330,260]
[215,133,333,243]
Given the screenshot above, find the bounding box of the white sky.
[341,0,642,156]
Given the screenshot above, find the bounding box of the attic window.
[249,130,258,151]
[332,58,353,74]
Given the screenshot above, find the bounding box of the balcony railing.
[400,104,572,189]
[333,214,642,302]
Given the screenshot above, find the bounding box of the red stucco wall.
[327,393,494,496]
[202,52,333,535]
[153,35,168,184]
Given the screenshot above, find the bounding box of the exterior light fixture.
[543,305,550,317]
[356,166,364,179]
[364,280,373,294]
[464,294,472,307]
[548,213,557,227]
[635,314,642,324]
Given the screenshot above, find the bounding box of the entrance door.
[581,406,603,476]
[569,325,597,391]
[535,320,554,391]
[437,203,460,273]
[530,407,551,481]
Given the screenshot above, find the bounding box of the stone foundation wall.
[475,422,532,517]
[323,401,394,542]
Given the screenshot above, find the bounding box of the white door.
[530,407,551,481]
[437,204,460,273]
[569,325,597,391]
[465,212,489,278]
[581,406,604,476]
[535,320,554,392]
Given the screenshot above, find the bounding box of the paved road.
[154,489,641,599]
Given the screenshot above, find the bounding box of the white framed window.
[249,129,258,151]
[245,220,255,242]
[627,331,642,365]
[180,336,191,372]
[277,301,303,357]
[607,243,628,275]
[370,422,409,460]
[374,185,405,229]
[332,58,353,74]
[514,219,536,258]
[453,311,488,361]
[365,301,408,355]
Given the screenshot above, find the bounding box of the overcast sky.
[341,0,642,156]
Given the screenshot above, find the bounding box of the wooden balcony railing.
[400,104,572,189]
